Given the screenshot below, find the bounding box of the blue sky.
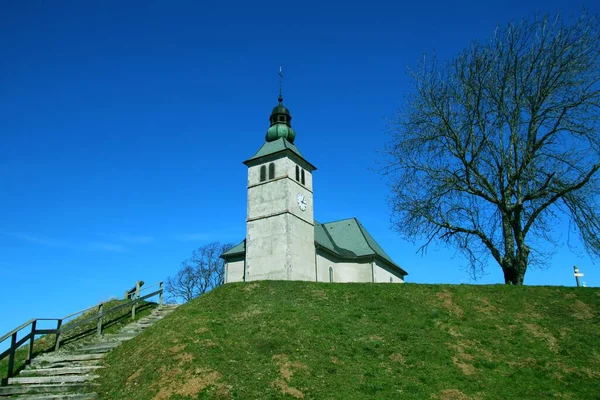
[1,0,598,340]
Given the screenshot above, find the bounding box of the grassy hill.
[98,281,599,399]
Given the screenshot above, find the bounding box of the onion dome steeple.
[266,67,296,143]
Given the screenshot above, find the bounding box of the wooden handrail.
[60,303,102,321]
[0,280,163,386]
[0,319,38,344]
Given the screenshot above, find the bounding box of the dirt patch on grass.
[153,367,224,400]
[474,298,497,314]
[234,304,263,320]
[369,335,385,342]
[564,293,576,299]
[178,370,223,398]
[549,362,600,380]
[331,356,345,366]
[524,323,558,352]
[194,338,217,348]
[175,352,194,364]
[436,321,462,337]
[506,358,536,368]
[126,368,142,385]
[312,289,327,299]
[243,283,260,292]
[553,394,575,399]
[446,339,492,376]
[272,379,304,399]
[559,327,572,338]
[389,353,405,364]
[571,300,594,320]
[151,336,227,399]
[434,389,471,399]
[518,303,543,320]
[271,354,308,398]
[273,354,308,381]
[195,327,209,334]
[437,291,464,317]
[453,358,475,375]
[169,344,185,353]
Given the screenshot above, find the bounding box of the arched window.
[301,169,305,185]
[260,165,266,182]
[329,266,334,283]
[269,163,275,179]
[295,165,300,181]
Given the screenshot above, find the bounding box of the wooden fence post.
[7,332,17,379]
[54,319,63,351]
[159,282,164,306]
[132,281,140,320]
[27,320,37,364]
[97,303,104,337]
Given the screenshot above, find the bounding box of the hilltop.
[98,281,599,399]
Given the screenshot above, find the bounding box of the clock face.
[296,193,307,211]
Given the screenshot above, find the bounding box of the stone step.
[72,348,111,354]
[100,336,136,343]
[8,375,99,385]
[74,343,120,353]
[27,358,102,368]
[8,393,97,400]
[102,333,137,340]
[31,354,104,365]
[120,328,145,333]
[0,384,98,397]
[19,366,103,376]
[26,362,102,371]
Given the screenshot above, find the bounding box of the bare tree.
[166,242,233,302]
[384,13,600,284]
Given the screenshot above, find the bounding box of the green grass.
[98,282,599,399]
[0,299,156,381]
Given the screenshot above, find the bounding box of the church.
[221,87,408,284]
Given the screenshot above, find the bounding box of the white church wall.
[225,255,245,283]
[287,182,314,224]
[247,179,288,221]
[335,261,373,283]
[286,156,314,190]
[247,156,313,190]
[315,251,372,283]
[315,251,333,282]
[373,260,405,283]
[246,215,289,281]
[287,216,317,281]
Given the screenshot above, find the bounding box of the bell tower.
[243,73,317,281]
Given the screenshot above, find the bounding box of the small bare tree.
[384,13,600,284]
[166,242,233,302]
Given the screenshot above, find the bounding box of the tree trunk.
[501,250,528,285]
[502,266,525,285]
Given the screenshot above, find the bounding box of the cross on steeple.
[278,66,283,104]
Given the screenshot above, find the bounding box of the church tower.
[243,85,317,281]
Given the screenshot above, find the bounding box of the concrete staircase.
[0,304,179,399]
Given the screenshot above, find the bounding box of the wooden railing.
[0,281,163,385]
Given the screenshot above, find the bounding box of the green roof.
[221,218,407,276]
[244,138,304,164]
[316,218,407,275]
[221,240,245,257]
